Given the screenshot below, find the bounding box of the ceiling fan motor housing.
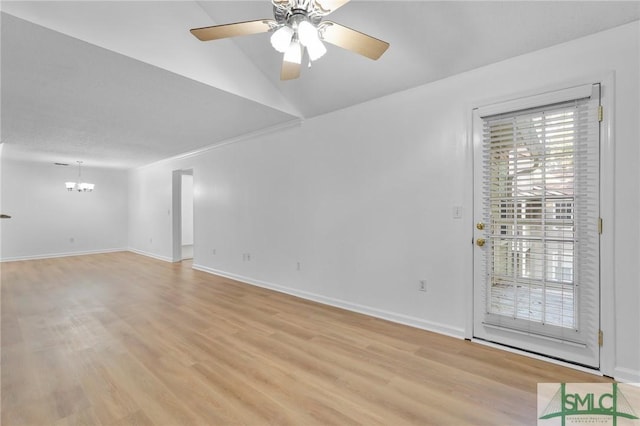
[273,3,323,27]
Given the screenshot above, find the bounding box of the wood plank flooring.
[1,252,611,425]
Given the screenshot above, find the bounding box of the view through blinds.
[480,86,600,343]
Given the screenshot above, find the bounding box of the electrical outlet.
[212,249,216,255]
[69,237,75,243]
[296,262,301,271]
[419,280,427,292]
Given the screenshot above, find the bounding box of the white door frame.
[465,74,615,376]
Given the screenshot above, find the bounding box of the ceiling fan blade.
[190,20,274,41]
[321,21,389,60]
[281,57,301,80]
[314,0,351,14]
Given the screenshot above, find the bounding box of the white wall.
[129,164,174,261]
[1,157,129,260]
[128,22,640,381]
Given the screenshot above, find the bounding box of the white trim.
[464,103,477,340]
[597,72,616,379]
[193,263,465,339]
[472,338,604,377]
[471,74,613,115]
[135,119,302,171]
[127,248,173,263]
[476,83,595,118]
[613,367,640,383]
[0,248,127,262]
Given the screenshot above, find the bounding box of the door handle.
[476,238,486,247]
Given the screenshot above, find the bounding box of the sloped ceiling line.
[2,1,639,168]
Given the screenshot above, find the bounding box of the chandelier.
[65,161,95,192]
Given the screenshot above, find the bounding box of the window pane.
[486,105,579,330]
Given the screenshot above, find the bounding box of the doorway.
[472,84,602,368]
[172,169,194,262]
[181,171,194,260]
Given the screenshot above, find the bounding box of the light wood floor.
[2,252,611,425]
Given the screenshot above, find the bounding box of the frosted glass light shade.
[306,39,327,61]
[65,160,94,192]
[283,40,302,64]
[270,26,294,53]
[297,20,319,47]
[79,182,95,192]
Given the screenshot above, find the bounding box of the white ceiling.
[2,1,639,168]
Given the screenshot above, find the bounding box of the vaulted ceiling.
[2,1,639,168]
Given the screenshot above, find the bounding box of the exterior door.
[473,84,601,368]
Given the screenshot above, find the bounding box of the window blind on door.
[479,85,600,344]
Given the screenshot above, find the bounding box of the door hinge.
[598,329,604,347]
[598,217,603,235]
[598,105,604,122]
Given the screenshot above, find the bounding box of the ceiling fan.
[190,0,390,80]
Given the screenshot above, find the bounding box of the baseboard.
[0,248,127,262]
[192,264,465,339]
[614,367,640,383]
[127,248,174,263]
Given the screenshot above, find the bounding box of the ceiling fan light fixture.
[306,39,327,61]
[190,0,390,80]
[297,19,319,47]
[283,39,302,64]
[270,25,294,53]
